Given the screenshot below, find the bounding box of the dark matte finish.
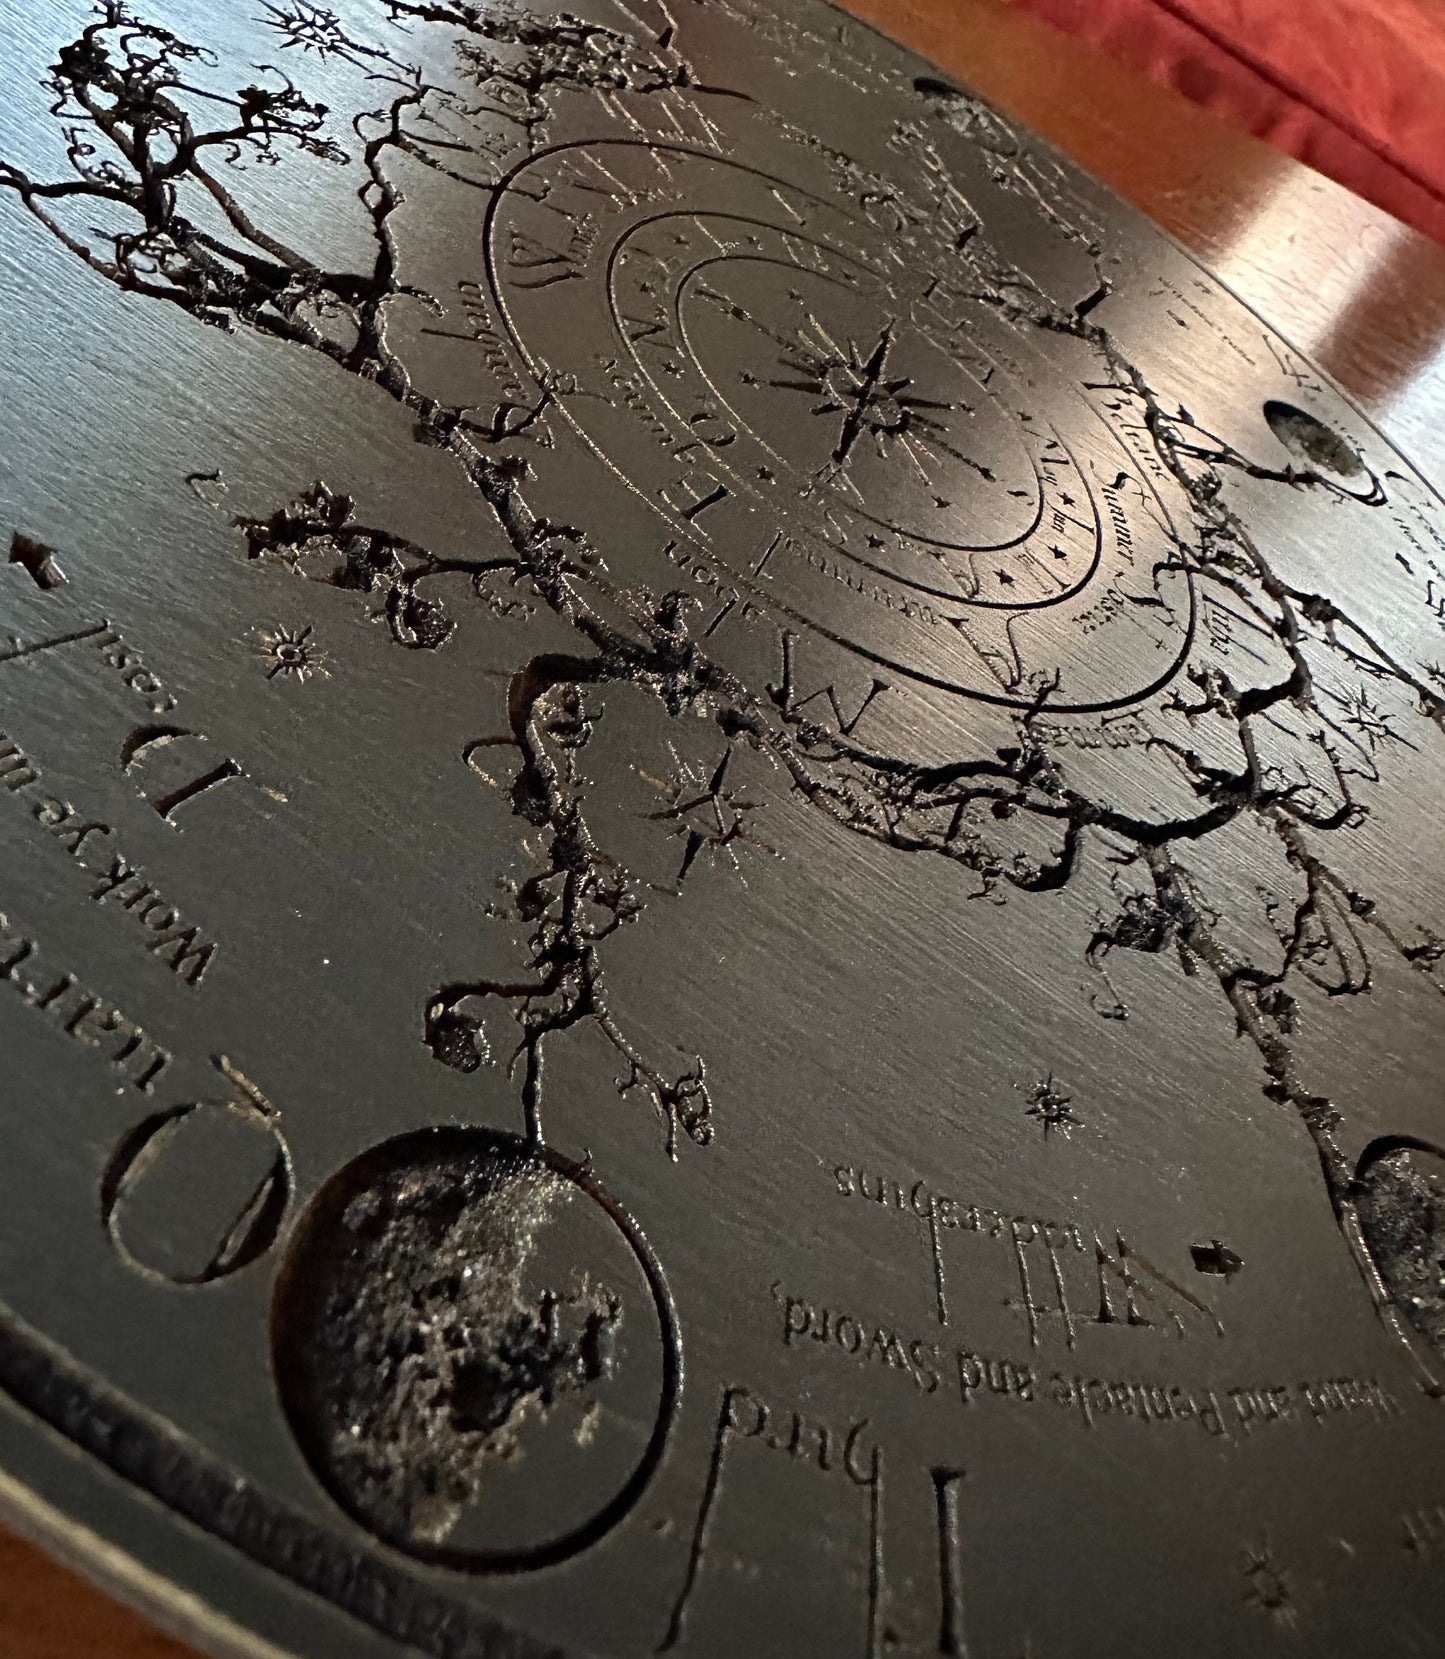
[0,2,1443,1656]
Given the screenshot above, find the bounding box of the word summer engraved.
[0,1,1443,1657]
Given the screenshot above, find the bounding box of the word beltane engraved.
[0,1,1442,1656]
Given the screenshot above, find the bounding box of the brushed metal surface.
[0,2,1442,1655]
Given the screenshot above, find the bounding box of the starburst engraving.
[252,623,330,683]
[1243,1543,1296,1627]
[644,744,775,891]
[8,0,1445,1376]
[1025,1073,1079,1138]
[766,318,964,473]
[1334,683,1414,753]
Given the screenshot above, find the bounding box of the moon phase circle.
[272,1127,679,1571]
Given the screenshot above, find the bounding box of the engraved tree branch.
[5,1,1445,1383]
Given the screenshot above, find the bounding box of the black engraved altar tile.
[0,3,1442,1656]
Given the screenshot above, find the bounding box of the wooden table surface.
[5,0,1445,1654]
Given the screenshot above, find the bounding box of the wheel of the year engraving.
[0,2,1442,1657]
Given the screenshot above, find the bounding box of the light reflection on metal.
[0,3,1440,1656]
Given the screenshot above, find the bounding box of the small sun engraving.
[252,623,330,683]
[1243,1543,1296,1627]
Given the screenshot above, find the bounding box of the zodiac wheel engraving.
[486,141,1195,712]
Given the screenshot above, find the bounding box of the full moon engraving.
[272,1128,678,1570]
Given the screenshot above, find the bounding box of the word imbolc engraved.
[436,281,527,407]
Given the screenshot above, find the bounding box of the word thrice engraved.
[831,1162,1220,1346]
[777,1287,1399,1439]
[0,734,218,986]
[0,911,171,1092]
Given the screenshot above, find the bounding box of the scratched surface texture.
[0,1,1443,1657]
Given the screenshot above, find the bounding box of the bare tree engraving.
[5,0,1445,1386]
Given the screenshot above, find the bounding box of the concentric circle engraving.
[486,141,1195,711]
[4,1,1445,1655]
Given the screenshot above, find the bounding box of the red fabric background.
[1004,0,1445,243]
